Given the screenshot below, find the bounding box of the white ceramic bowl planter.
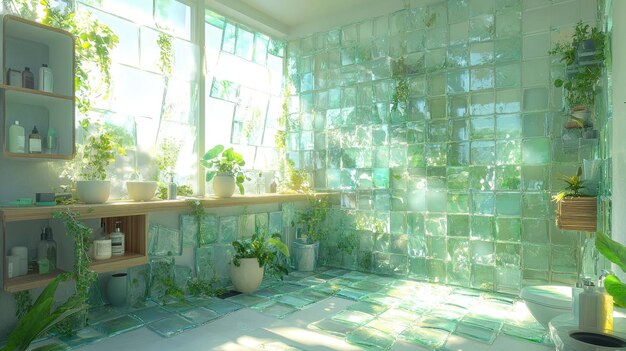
[76,180,111,204]
[230,258,264,293]
[126,180,158,201]
[212,172,236,198]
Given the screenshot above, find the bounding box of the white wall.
[611,0,626,278]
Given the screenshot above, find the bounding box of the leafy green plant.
[201,144,248,194]
[549,21,606,109]
[155,138,193,199]
[337,231,359,255]
[13,291,32,321]
[391,57,409,112]
[296,197,330,243]
[595,232,626,307]
[552,167,587,202]
[187,276,227,298]
[1,274,83,351]
[231,229,290,280]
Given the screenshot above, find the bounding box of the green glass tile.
[469,166,495,191]
[163,300,195,314]
[522,138,550,164]
[495,217,521,242]
[92,315,143,337]
[347,301,388,316]
[87,305,123,325]
[226,293,269,307]
[332,310,376,326]
[495,62,520,88]
[148,315,196,338]
[309,318,358,337]
[472,264,495,290]
[180,307,221,325]
[496,140,522,165]
[522,218,549,244]
[496,193,521,216]
[418,316,458,332]
[346,326,396,350]
[366,318,408,336]
[273,293,313,308]
[60,326,106,349]
[448,193,470,213]
[192,297,243,315]
[401,326,450,349]
[495,243,521,266]
[257,301,299,319]
[131,305,170,324]
[495,165,521,190]
[501,323,547,343]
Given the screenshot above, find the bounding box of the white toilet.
[520,285,573,328]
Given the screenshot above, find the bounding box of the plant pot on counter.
[76,180,111,204]
[556,197,597,232]
[293,239,319,272]
[230,258,264,293]
[106,272,128,307]
[126,180,158,201]
[212,173,236,198]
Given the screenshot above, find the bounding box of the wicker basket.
[556,197,597,232]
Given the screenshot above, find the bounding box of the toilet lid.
[520,285,572,309]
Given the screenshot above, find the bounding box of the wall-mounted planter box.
[556,197,597,232]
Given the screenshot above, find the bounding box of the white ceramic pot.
[76,180,111,204]
[213,173,236,198]
[126,181,158,201]
[106,272,128,307]
[230,258,264,293]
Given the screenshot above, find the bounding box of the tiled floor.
[37,269,555,350]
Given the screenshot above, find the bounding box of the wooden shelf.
[90,253,146,273]
[0,84,73,101]
[0,193,330,222]
[3,151,71,160]
[4,269,67,293]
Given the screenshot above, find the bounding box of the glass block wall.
[286,0,602,293]
[204,10,285,193]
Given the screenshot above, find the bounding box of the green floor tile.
[332,310,376,326]
[400,325,450,349]
[346,326,396,350]
[148,315,196,338]
[92,315,144,337]
[309,318,358,337]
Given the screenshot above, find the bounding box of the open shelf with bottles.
[0,14,75,159]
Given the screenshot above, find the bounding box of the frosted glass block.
[522,88,549,112]
[448,95,469,117]
[469,166,495,191]
[496,139,521,165]
[447,215,470,237]
[346,326,396,350]
[449,22,469,45]
[495,217,521,242]
[447,167,470,189]
[389,9,408,35]
[522,244,549,270]
[426,144,447,166]
[471,264,494,290]
[495,165,521,190]
[425,48,447,72]
[128,264,149,306]
[93,315,143,337]
[470,0,495,16]
[469,14,494,42]
[496,114,522,139]
[426,258,447,283]
[496,12,521,39]
[389,146,407,167]
[522,138,550,164]
[454,320,499,344]
[470,42,494,66]
[521,58,549,87]
[428,73,447,96]
[521,112,548,137]
[449,119,469,141]
[149,224,183,256]
[495,63,520,88]
[447,69,470,93]
[448,193,470,213]
[551,245,577,274]
[425,28,448,50]
[496,243,521,266]
[448,0,469,23]
[471,215,495,240]
[427,191,447,213]
[389,35,408,57]
[470,93,495,116]
[470,116,495,140]
[522,218,549,244]
[470,141,495,165]
[471,192,495,215]
[448,143,470,166]
[447,44,470,68]
[406,30,425,53]
[219,216,238,243]
[522,32,549,60]
[495,37,521,63]
[522,192,548,218]
[522,165,549,191]
[428,97,447,119]
[428,236,447,259]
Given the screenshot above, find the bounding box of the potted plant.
[201,144,247,198]
[549,21,606,130]
[230,229,289,293]
[553,167,597,232]
[293,197,330,271]
[66,121,126,204]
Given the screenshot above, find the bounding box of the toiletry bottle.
[45,226,57,271]
[29,126,42,153]
[579,279,603,330]
[270,177,277,193]
[8,121,25,153]
[45,127,57,154]
[110,222,125,256]
[167,175,177,200]
[38,64,53,92]
[37,228,50,262]
[22,66,34,89]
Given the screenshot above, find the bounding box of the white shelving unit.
[0,15,75,159]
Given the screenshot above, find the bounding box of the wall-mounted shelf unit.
[0,14,75,159]
[1,193,331,292]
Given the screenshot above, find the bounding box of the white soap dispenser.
[110,221,125,256]
[579,278,613,331]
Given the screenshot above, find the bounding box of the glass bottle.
[167,175,177,200]
[45,226,57,271]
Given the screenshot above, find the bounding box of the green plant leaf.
[554,79,564,87]
[268,238,290,257]
[604,274,626,308]
[205,171,216,183]
[203,144,224,160]
[236,182,245,195]
[596,232,626,272]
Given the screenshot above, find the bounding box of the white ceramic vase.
[213,173,236,198]
[76,180,111,204]
[106,272,128,307]
[230,258,264,293]
[126,180,158,201]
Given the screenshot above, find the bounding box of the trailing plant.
[391,58,409,112]
[52,208,97,336]
[201,144,248,194]
[595,232,626,307]
[151,260,184,303]
[231,228,290,280]
[1,274,83,351]
[157,32,173,77]
[296,196,330,243]
[187,199,209,246]
[552,167,588,203]
[13,291,32,321]
[187,276,227,298]
[549,21,606,109]
[337,231,359,255]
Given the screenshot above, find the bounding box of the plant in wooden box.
[201,144,248,198]
[549,21,606,131]
[553,167,597,232]
[293,197,330,272]
[230,229,289,293]
[62,120,126,203]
